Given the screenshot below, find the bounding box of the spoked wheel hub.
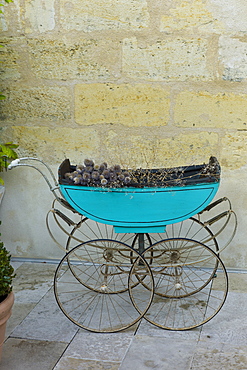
[103,249,114,262]
[169,250,180,262]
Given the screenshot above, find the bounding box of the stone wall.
[0,0,246,267]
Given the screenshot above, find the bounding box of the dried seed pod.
[101,178,108,186]
[124,176,131,184]
[83,172,90,180]
[85,166,93,173]
[113,164,121,172]
[99,163,106,172]
[76,164,84,173]
[110,171,117,179]
[69,171,78,179]
[102,169,110,179]
[118,174,125,181]
[84,159,94,167]
[73,175,82,184]
[92,171,100,180]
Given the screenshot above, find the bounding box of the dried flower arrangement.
[59,156,220,188]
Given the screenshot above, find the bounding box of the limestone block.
[174,91,247,129]
[2,126,100,164]
[25,0,55,33]
[27,38,120,80]
[0,39,21,80]
[160,0,224,33]
[219,36,247,82]
[103,129,219,168]
[75,83,170,126]
[221,132,247,169]
[60,0,149,31]
[207,0,247,33]
[0,86,71,121]
[122,37,212,81]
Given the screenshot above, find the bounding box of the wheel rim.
[142,238,228,330]
[54,239,154,333]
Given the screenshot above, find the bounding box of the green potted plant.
[0,240,15,360]
[0,241,15,302]
[0,142,17,360]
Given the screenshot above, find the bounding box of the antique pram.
[8,156,237,333]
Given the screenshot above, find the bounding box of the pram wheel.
[54,239,154,333]
[141,238,228,330]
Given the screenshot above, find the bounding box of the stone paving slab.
[60,330,134,362]
[228,272,247,293]
[13,262,57,304]
[136,318,201,340]
[119,335,197,370]
[5,302,37,338]
[190,340,247,369]
[1,338,67,370]
[11,289,79,343]
[200,291,247,346]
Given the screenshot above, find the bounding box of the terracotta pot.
[0,291,14,361]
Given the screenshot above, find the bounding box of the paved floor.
[2,260,247,370]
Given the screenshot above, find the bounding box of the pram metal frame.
[8,157,237,332]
